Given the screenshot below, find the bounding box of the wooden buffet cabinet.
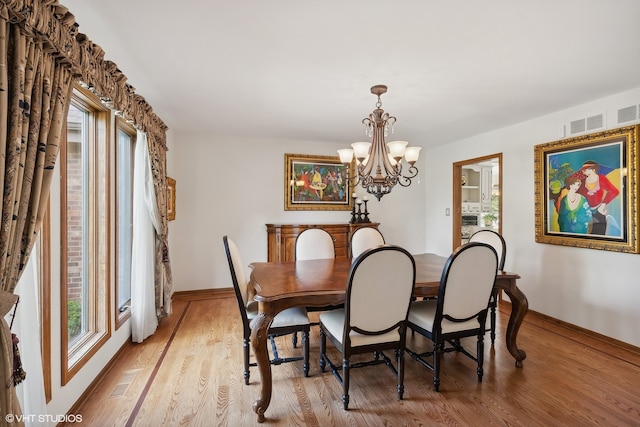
[266,223,380,262]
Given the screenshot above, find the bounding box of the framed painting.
[167,176,176,221]
[534,125,639,253]
[284,153,354,211]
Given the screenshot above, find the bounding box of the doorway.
[452,153,502,250]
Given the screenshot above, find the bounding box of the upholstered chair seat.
[468,229,506,344]
[223,236,311,385]
[406,242,498,392]
[319,245,416,410]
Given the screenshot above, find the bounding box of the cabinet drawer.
[266,223,379,262]
[332,233,348,248]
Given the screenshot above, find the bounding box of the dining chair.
[468,229,506,344]
[319,245,416,410]
[295,228,336,260]
[350,227,385,258]
[406,242,498,392]
[223,236,310,384]
[295,228,340,331]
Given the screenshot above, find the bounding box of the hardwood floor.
[65,291,640,426]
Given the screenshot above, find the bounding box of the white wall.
[167,135,426,292]
[422,87,640,347]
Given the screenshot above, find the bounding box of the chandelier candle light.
[338,85,421,201]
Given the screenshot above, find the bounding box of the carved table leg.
[250,311,274,423]
[498,276,528,367]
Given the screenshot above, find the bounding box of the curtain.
[0,1,172,422]
[145,133,172,318]
[131,131,160,343]
[12,250,50,427]
[0,6,74,425]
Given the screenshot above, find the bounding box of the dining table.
[247,252,528,423]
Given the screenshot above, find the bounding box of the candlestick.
[350,193,358,224]
[363,199,371,223]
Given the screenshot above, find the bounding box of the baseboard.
[500,300,640,359]
[172,287,234,300]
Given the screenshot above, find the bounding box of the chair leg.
[319,329,326,372]
[433,344,441,392]
[396,349,405,400]
[292,331,298,348]
[269,335,280,363]
[243,337,250,385]
[342,358,350,410]
[303,330,310,377]
[477,332,485,382]
[490,289,497,345]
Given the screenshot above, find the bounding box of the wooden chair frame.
[319,245,416,409]
[224,236,310,384]
[406,242,498,391]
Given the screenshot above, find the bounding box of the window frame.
[60,87,112,384]
[115,119,136,328]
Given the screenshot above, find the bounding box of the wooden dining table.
[247,252,528,423]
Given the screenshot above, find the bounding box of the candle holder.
[362,199,371,223]
[350,195,372,223]
[350,194,358,224]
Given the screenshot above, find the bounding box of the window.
[64,103,88,347]
[116,122,135,325]
[61,88,110,383]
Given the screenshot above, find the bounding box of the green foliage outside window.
[68,300,82,339]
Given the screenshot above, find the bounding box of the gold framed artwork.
[284,153,354,211]
[167,176,176,221]
[534,125,639,253]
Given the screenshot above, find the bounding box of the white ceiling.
[61,0,640,149]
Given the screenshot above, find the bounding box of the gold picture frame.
[534,125,639,253]
[167,176,176,221]
[284,153,354,211]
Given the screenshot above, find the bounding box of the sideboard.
[266,223,380,262]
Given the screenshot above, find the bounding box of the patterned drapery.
[1,6,74,425]
[147,132,172,316]
[1,0,173,318]
[0,0,172,423]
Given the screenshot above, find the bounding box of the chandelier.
[338,85,421,201]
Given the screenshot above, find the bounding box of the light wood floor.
[65,291,640,426]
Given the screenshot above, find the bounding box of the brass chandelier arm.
[397,165,419,187]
